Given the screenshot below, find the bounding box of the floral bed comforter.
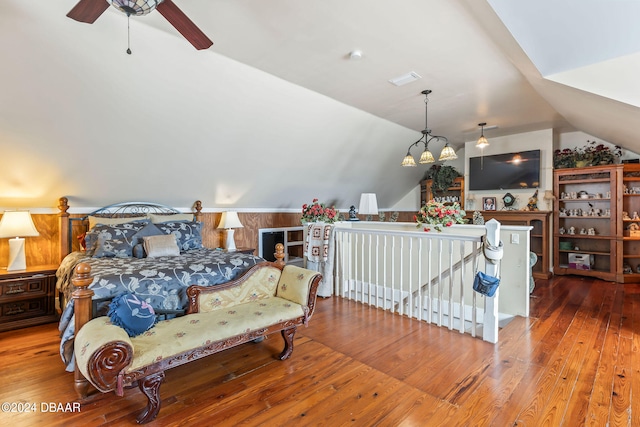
[57,249,264,371]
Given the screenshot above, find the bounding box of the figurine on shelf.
[579,228,587,235]
[588,228,596,235]
[568,226,576,235]
[348,205,359,221]
[559,227,566,235]
[472,211,485,225]
[633,212,640,220]
[623,211,631,220]
[628,223,639,231]
[624,264,633,274]
[524,190,539,211]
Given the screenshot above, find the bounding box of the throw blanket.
[304,223,334,297]
[305,223,332,263]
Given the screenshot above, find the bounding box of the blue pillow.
[108,293,156,337]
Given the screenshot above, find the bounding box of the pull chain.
[126,14,132,55]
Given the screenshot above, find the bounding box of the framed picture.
[483,197,496,211]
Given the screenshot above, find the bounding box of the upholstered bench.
[74,262,322,424]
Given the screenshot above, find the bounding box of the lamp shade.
[358,193,379,216]
[217,211,244,229]
[438,144,458,161]
[0,211,39,271]
[0,211,40,238]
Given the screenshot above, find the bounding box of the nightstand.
[0,265,58,332]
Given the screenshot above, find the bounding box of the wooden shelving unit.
[420,177,464,207]
[553,164,622,282]
[619,164,640,282]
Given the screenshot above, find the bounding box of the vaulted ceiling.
[0,0,638,210]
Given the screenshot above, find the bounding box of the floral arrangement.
[554,140,622,169]
[415,200,466,232]
[301,198,338,224]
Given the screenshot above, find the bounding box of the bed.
[56,198,265,372]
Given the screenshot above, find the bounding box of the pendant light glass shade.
[438,144,458,161]
[419,149,435,164]
[401,151,417,167]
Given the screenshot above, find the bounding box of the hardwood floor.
[1,274,639,426]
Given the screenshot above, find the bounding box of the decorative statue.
[472,211,485,225]
[526,190,539,211]
[348,205,359,221]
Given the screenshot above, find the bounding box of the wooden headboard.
[58,197,203,260]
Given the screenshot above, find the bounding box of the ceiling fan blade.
[67,0,110,23]
[156,0,213,50]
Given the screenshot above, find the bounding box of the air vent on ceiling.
[388,72,422,86]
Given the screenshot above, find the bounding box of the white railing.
[332,222,502,343]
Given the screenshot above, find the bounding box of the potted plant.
[585,140,621,165]
[553,148,576,169]
[423,165,461,193]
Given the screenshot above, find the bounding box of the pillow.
[132,222,164,246]
[148,213,194,223]
[88,215,148,230]
[88,221,149,257]
[143,234,180,258]
[154,221,203,251]
[108,293,156,337]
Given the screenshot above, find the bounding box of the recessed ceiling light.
[389,71,422,86]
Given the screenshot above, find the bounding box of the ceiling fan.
[66,0,213,50]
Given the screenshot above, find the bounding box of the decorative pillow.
[132,222,164,246]
[148,213,194,223]
[108,293,156,337]
[154,221,203,251]
[88,215,148,230]
[89,221,150,258]
[143,234,180,258]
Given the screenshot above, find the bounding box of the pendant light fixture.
[476,122,489,149]
[401,90,456,167]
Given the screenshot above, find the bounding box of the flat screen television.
[468,150,540,191]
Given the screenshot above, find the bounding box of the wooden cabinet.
[0,265,58,332]
[420,177,464,208]
[619,164,640,282]
[553,165,621,282]
[465,210,552,280]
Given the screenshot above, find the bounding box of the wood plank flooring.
[1,274,638,426]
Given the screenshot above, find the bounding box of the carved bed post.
[72,262,94,399]
[58,197,70,261]
[194,200,203,222]
[274,243,285,266]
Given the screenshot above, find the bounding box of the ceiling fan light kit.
[67,0,213,51]
[401,89,457,167]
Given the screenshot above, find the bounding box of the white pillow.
[88,215,148,230]
[148,213,194,223]
[143,234,180,258]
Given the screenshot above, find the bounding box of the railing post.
[483,219,501,343]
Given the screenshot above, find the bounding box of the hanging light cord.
[126,14,132,55]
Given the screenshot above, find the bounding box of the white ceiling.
[129,0,639,145]
[1,0,639,210]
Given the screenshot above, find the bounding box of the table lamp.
[217,211,244,251]
[358,193,379,221]
[0,210,40,271]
